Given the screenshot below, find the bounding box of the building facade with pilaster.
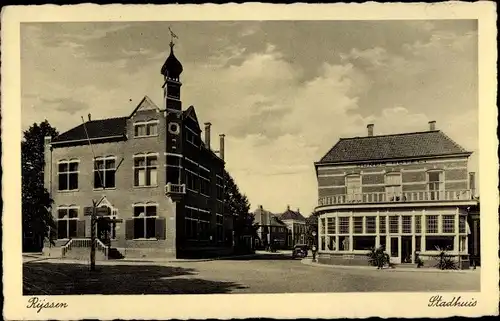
[315,121,478,267]
[43,38,232,259]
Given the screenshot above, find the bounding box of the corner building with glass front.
[314,122,478,268]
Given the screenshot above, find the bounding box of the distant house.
[278,205,307,247]
[315,122,478,267]
[253,205,288,249]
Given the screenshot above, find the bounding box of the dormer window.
[134,120,159,138]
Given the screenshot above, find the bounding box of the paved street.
[23,253,480,295]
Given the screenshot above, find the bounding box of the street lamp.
[312,231,317,262]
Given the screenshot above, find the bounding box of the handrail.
[318,190,473,206]
[61,237,109,258]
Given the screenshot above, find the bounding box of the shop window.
[415,236,421,252]
[402,216,412,234]
[353,236,376,250]
[338,217,349,234]
[425,236,454,251]
[442,215,455,233]
[320,236,325,251]
[389,216,399,234]
[327,236,336,251]
[327,217,336,234]
[379,216,386,234]
[339,236,350,251]
[415,215,422,234]
[426,215,438,233]
[320,218,326,234]
[353,217,363,234]
[390,237,399,257]
[365,216,376,234]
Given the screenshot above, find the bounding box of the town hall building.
[315,122,479,268]
[43,37,232,259]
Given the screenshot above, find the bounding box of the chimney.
[219,134,225,161]
[204,122,212,149]
[367,124,374,136]
[469,172,476,197]
[88,113,91,122]
[286,204,290,211]
[429,120,436,131]
[259,205,263,210]
[297,208,300,213]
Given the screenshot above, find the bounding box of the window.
[415,215,422,233]
[402,216,412,234]
[415,236,421,252]
[186,170,198,191]
[320,236,326,251]
[185,207,198,240]
[459,216,467,233]
[379,216,386,234]
[200,176,211,196]
[133,204,158,239]
[327,236,336,251]
[94,157,116,189]
[425,236,454,251]
[353,236,376,250]
[216,214,223,242]
[442,215,455,233]
[346,175,361,202]
[320,218,326,234]
[216,175,224,200]
[365,216,376,234]
[134,154,158,187]
[353,217,363,234]
[134,120,158,137]
[389,216,399,234]
[426,215,438,233]
[57,207,78,239]
[339,236,349,251]
[338,217,349,234]
[379,235,386,249]
[58,160,79,191]
[327,217,336,234]
[385,173,402,201]
[390,237,399,257]
[428,171,443,200]
[186,129,199,147]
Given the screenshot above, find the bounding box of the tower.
[162,30,184,188]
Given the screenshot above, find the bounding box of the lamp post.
[312,231,317,262]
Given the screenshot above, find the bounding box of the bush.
[367,246,393,269]
[433,247,458,270]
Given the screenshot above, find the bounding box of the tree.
[22,120,59,251]
[223,169,257,250]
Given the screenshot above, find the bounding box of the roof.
[317,130,470,164]
[253,207,287,227]
[52,117,128,143]
[279,208,306,221]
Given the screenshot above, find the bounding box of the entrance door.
[97,218,112,246]
[390,237,400,264]
[401,236,413,263]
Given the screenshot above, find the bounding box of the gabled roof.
[253,207,287,227]
[279,209,306,221]
[182,105,201,132]
[129,96,160,117]
[317,130,470,164]
[52,117,128,144]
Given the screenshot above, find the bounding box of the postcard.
[1,2,498,320]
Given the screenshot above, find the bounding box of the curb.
[301,259,479,274]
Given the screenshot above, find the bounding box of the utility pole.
[90,200,96,271]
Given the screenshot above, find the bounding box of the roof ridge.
[340,130,440,140]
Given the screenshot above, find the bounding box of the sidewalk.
[23,252,261,265]
[301,258,480,274]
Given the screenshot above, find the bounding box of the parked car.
[292,244,309,259]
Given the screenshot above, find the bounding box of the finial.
[169,26,179,48]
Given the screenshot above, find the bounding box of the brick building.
[43,39,233,259]
[315,121,478,267]
[277,205,307,246]
[253,205,288,249]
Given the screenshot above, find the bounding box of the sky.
[21,20,478,215]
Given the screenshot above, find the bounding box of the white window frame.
[426,215,439,234]
[133,153,158,187]
[57,159,80,191]
[134,120,159,138]
[94,156,117,189]
[442,215,455,233]
[56,205,79,239]
[385,172,402,200]
[132,202,158,239]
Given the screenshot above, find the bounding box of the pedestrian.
[312,244,317,262]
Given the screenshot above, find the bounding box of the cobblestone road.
[23,253,480,295]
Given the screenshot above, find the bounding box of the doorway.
[401,236,413,263]
[390,237,400,264]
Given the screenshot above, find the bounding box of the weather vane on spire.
[169,26,179,48]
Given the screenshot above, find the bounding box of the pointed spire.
[161,27,183,80]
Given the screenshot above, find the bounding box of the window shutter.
[155,218,166,240]
[77,220,86,238]
[125,219,135,240]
